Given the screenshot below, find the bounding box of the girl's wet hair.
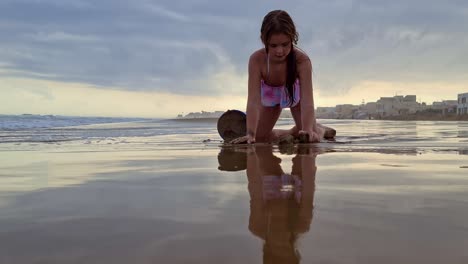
[260,10,298,47]
[261,10,299,107]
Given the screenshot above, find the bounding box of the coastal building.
[431,100,458,114]
[316,107,337,119]
[376,95,421,117]
[398,95,422,114]
[335,104,358,119]
[360,102,377,119]
[376,97,397,117]
[350,102,378,120]
[458,93,468,115]
[179,111,225,119]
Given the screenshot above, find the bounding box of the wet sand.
[1,139,468,263]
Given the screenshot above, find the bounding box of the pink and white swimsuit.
[260,53,301,108]
[260,79,300,108]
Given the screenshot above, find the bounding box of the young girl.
[231,10,335,144]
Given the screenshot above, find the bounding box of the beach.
[1,116,468,263]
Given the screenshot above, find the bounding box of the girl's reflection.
[218,145,317,264]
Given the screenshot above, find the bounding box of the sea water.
[1,114,466,151]
[0,115,467,263]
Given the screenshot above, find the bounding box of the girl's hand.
[298,130,320,143]
[230,134,256,144]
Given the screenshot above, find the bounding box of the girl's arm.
[246,54,262,142]
[298,57,319,141]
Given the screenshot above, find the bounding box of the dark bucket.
[217,148,247,171]
[217,110,246,142]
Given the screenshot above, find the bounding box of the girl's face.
[267,33,292,62]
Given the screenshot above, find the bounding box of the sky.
[1,0,468,118]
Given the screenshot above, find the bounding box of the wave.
[0,115,150,130]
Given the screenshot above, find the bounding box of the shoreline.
[379,114,468,121]
[319,113,468,122]
[169,116,468,122]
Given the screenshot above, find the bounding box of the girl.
[231,10,335,144]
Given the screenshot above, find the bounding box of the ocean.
[1,114,467,263]
[2,114,467,151]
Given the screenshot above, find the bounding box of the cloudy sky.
[1,0,467,117]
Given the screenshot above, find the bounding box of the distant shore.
[170,117,218,122]
[379,113,468,121]
[323,115,468,121]
[172,114,468,122]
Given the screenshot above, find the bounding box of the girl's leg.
[253,103,336,143]
[271,125,299,140]
[254,106,282,142]
[290,103,336,140]
[317,123,336,139]
[256,106,298,142]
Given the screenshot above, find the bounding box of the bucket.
[217,110,246,141]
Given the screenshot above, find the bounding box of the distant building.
[360,102,377,118]
[180,111,224,118]
[376,97,397,117]
[398,95,422,114]
[315,92,468,119]
[376,95,421,117]
[335,104,358,119]
[363,102,377,112]
[316,107,337,119]
[458,93,468,115]
[431,100,458,114]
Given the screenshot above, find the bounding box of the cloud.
[140,2,190,22]
[0,0,467,106]
[28,31,99,43]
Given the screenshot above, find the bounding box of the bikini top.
[260,79,300,108]
[260,53,300,108]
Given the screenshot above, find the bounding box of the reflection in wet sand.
[3,118,468,263]
[219,145,318,264]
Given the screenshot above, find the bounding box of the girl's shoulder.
[295,48,312,65]
[249,48,267,64]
